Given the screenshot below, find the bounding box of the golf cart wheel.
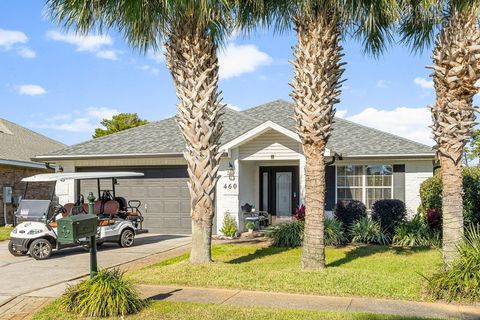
[29,239,52,260]
[119,229,134,248]
[8,241,27,256]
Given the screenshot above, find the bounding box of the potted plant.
[245,221,255,233]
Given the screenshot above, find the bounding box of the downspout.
[326,152,342,166]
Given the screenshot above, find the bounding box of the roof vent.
[0,122,13,135]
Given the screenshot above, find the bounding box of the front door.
[259,166,299,217]
[276,172,292,217]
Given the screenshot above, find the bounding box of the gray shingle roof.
[37,99,433,160]
[244,100,434,156]
[0,119,65,164]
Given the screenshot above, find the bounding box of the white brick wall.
[405,160,434,217]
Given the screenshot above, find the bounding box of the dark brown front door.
[259,166,299,216]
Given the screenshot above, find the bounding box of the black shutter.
[393,164,405,202]
[325,165,336,210]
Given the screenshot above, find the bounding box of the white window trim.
[335,164,394,208]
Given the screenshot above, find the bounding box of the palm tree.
[45,0,233,263]
[401,0,480,265]
[237,0,400,269]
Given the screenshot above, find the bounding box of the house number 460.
[223,183,237,190]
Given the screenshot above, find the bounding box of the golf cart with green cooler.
[8,172,147,260]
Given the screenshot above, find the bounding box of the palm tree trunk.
[430,9,480,265]
[165,24,223,264]
[291,12,345,270]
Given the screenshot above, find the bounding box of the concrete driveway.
[0,233,191,306]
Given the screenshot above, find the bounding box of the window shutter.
[393,164,405,202]
[325,165,336,210]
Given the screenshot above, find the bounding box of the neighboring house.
[33,100,435,235]
[0,119,65,225]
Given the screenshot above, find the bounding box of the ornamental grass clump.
[426,225,480,302]
[350,217,389,245]
[61,268,148,317]
[393,216,440,247]
[324,217,347,246]
[269,220,304,247]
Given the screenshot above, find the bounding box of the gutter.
[0,159,48,169]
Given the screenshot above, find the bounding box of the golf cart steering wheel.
[54,204,66,215]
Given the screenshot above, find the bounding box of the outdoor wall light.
[227,162,235,179]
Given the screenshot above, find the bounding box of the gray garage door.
[78,166,192,234]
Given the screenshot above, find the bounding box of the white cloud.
[16,84,46,96]
[17,47,36,58]
[219,43,272,80]
[0,28,27,49]
[414,77,434,90]
[376,80,389,88]
[29,107,120,133]
[96,50,119,60]
[336,110,347,118]
[226,103,241,111]
[46,30,120,60]
[345,106,433,146]
[139,64,160,76]
[147,48,165,64]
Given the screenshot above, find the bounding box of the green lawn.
[33,300,449,320]
[128,243,442,301]
[0,226,12,241]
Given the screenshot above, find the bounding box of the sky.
[0,2,455,146]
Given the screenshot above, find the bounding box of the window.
[365,165,392,208]
[336,165,363,202]
[336,165,393,208]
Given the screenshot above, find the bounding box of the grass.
[128,243,442,301]
[0,226,12,241]
[33,300,449,320]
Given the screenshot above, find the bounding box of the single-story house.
[0,119,65,225]
[33,100,435,235]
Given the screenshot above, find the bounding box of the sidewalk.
[138,285,480,320]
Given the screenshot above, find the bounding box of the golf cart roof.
[22,172,144,182]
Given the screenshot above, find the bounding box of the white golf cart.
[8,172,147,260]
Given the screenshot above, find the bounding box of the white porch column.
[299,155,306,206]
[55,161,76,205]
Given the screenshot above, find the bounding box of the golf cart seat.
[97,219,116,226]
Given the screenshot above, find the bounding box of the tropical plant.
[324,217,347,246]
[350,217,389,245]
[401,0,480,264]
[426,208,442,230]
[268,220,304,247]
[371,199,406,236]
[61,268,147,317]
[93,113,148,138]
[426,224,480,302]
[393,216,440,247]
[333,200,367,233]
[220,213,237,238]
[236,0,400,269]
[46,0,234,263]
[293,204,305,221]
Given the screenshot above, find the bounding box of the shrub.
[268,220,304,247]
[426,224,480,302]
[426,208,442,230]
[419,167,480,226]
[393,216,440,247]
[371,199,406,236]
[293,204,305,221]
[324,217,347,246]
[333,200,367,232]
[220,212,237,237]
[350,217,389,245]
[61,269,147,317]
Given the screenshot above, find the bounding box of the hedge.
[419,166,480,226]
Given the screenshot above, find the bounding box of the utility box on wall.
[3,186,12,204]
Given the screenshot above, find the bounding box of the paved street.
[0,233,191,307]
